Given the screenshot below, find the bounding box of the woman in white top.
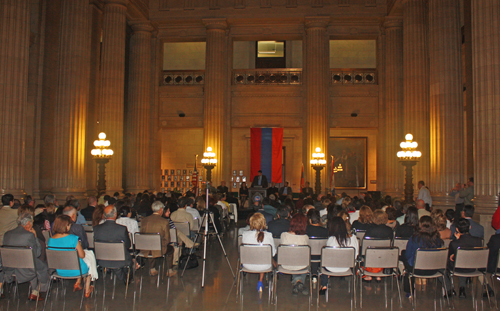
[280,213,310,296]
[241,213,276,294]
[319,217,359,295]
[116,206,139,243]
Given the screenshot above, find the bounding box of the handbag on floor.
[179,252,199,270]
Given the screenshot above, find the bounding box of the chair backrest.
[86,231,94,248]
[240,244,273,266]
[0,246,36,270]
[413,248,448,271]
[134,233,162,252]
[277,245,310,268]
[392,238,409,255]
[170,228,177,244]
[361,237,392,256]
[364,247,399,269]
[82,225,93,232]
[309,237,328,256]
[46,247,83,273]
[42,230,51,242]
[321,246,356,270]
[94,241,126,262]
[443,239,451,249]
[356,230,366,241]
[273,238,281,247]
[173,222,190,237]
[237,235,243,248]
[454,247,489,270]
[129,232,134,245]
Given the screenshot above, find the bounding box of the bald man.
[415,199,430,219]
[93,205,133,284]
[63,206,89,249]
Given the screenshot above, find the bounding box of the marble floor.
[0,224,498,311]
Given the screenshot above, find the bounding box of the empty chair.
[236,244,275,303]
[94,241,132,298]
[358,247,402,308]
[317,247,356,306]
[274,245,312,304]
[392,237,409,256]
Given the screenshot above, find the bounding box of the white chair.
[236,244,275,303]
[0,246,38,302]
[134,233,171,288]
[274,245,312,305]
[94,241,132,299]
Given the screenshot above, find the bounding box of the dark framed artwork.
[329,137,367,189]
[183,169,187,175]
[176,169,181,175]
[170,169,175,175]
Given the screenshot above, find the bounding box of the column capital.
[202,18,227,31]
[304,17,329,29]
[103,0,128,7]
[384,16,403,29]
[129,21,154,33]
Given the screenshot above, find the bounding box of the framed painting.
[329,137,367,189]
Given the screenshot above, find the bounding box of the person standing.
[251,170,268,188]
[459,177,474,207]
[417,181,432,208]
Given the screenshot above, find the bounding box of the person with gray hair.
[43,194,57,206]
[63,206,89,249]
[67,199,86,225]
[151,200,164,212]
[3,212,49,301]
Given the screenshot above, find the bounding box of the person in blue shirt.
[403,216,443,297]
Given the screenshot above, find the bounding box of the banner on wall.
[250,128,283,184]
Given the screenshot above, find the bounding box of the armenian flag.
[250,128,283,184]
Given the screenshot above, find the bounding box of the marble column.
[377,27,386,194]
[428,0,464,205]
[0,0,30,196]
[98,0,127,194]
[403,0,430,189]
[383,17,404,197]
[52,0,91,198]
[125,22,153,194]
[203,19,228,185]
[472,0,500,222]
[304,17,329,192]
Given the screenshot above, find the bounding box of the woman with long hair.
[241,213,276,294]
[92,204,105,227]
[403,216,443,297]
[319,217,359,295]
[395,206,419,238]
[431,209,452,240]
[351,205,374,231]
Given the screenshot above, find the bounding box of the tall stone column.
[472,0,500,227]
[403,0,430,189]
[428,0,464,205]
[52,0,91,198]
[304,17,330,192]
[377,27,386,194]
[384,17,404,197]
[98,0,127,194]
[125,22,153,194]
[0,0,30,196]
[203,19,228,185]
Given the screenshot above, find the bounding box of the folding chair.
[392,237,409,256]
[442,239,451,249]
[82,225,93,232]
[356,230,366,242]
[317,246,356,307]
[407,248,449,308]
[236,244,275,304]
[94,241,132,299]
[42,230,51,242]
[490,252,500,309]
[450,247,492,309]
[134,233,170,288]
[45,247,88,309]
[86,231,94,249]
[0,246,39,305]
[273,238,281,248]
[274,245,312,305]
[358,247,402,308]
[173,222,190,239]
[308,237,328,271]
[360,237,392,257]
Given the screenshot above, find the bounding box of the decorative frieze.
[331,69,377,85]
[162,71,205,85]
[233,69,302,85]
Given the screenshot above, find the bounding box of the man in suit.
[216,181,229,194]
[267,206,290,238]
[140,201,175,277]
[81,196,97,221]
[251,170,268,188]
[94,205,133,285]
[62,206,89,249]
[171,197,197,237]
[450,205,484,239]
[278,181,292,201]
[267,182,279,198]
[0,194,18,244]
[459,177,475,206]
[445,218,483,298]
[3,213,49,301]
[301,182,314,198]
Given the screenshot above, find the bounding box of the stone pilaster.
[98,0,128,194]
[125,22,153,194]
[428,0,464,207]
[203,19,228,185]
[472,0,500,218]
[0,0,30,196]
[52,0,91,199]
[403,0,430,189]
[377,26,386,194]
[383,17,404,198]
[304,17,330,192]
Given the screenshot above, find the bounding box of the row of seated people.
[238,204,498,300]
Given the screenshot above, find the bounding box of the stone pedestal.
[383,17,404,198]
[0,0,30,197]
[98,0,128,194]
[304,17,329,192]
[125,22,154,194]
[428,0,464,203]
[52,0,91,199]
[403,0,430,188]
[203,19,228,185]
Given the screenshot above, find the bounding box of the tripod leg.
[209,212,235,277]
[202,212,209,288]
[181,213,207,277]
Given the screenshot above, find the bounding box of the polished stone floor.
[0,224,498,311]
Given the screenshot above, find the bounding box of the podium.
[249,187,267,202]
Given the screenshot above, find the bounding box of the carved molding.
[202,18,228,30]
